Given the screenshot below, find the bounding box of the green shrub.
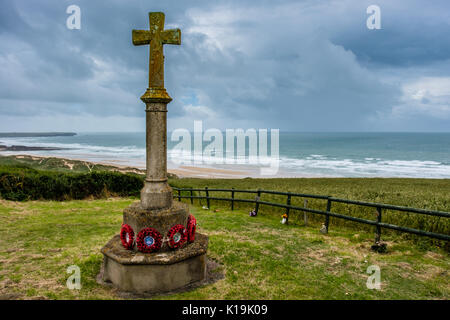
[0,165,143,201]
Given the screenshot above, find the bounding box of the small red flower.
[136,227,162,253]
[120,224,135,250]
[167,224,187,249]
[187,214,197,243]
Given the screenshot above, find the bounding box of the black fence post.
[190,189,194,204]
[255,189,261,215]
[323,198,332,234]
[285,193,291,224]
[205,187,210,209]
[304,199,308,226]
[375,206,382,243]
[231,187,235,211]
[177,189,181,201]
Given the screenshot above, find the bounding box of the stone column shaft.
[145,102,167,181]
[140,88,173,210]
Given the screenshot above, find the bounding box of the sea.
[0,132,449,178]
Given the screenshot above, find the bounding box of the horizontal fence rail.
[173,187,450,242]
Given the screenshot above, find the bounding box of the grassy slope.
[170,178,450,243]
[0,155,119,173]
[170,177,450,212]
[0,155,178,178]
[0,198,448,300]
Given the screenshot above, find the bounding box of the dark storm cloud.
[0,0,449,131]
[331,0,450,67]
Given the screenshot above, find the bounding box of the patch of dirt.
[105,197,133,202]
[0,279,15,289]
[250,227,286,237]
[23,254,46,260]
[396,263,447,282]
[415,264,447,281]
[62,160,74,170]
[395,261,413,270]
[424,251,445,260]
[0,292,22,300]
[0,200,23,209]
[9,209,36,217]
[0,255,22,265]
[4,248,25,254]
[394,262,414,278]
[206,230,263,247]
[30,278,64,291]
[25,295,48,300]
[304,247,329,264]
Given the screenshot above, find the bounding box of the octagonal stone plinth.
[123,201,189,252]
[101,233,208,293]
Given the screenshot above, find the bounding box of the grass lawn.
[170,177,450,242]
[0,197,448,299]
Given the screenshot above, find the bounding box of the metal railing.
[172,187,450,243]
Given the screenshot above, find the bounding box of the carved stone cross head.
[132,12,181,102]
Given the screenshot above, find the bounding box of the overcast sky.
[0,0,449,132]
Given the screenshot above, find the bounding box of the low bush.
[0,165,143,201]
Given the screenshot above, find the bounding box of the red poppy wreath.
[167,224,187,249]
[120,224,135,250]
[187,214,197,243]
[136,227,162,253]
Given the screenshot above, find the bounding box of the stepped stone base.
[100,233,208,293]
[123,201,189,252]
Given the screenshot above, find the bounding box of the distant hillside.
[0,154,143,174]
[0,132,76,137]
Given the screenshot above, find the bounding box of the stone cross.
[132,12,181,210]
[132,12,181,89]
[100,13,207,294]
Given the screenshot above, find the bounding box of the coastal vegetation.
[171,177,450,248]
[0,155,449,299]
[0,155,143,174]
[0,155,449,247]
[0,198,448,299]
[0,164,142,201]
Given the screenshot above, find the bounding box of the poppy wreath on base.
[167,224,187,249]
[136,227,162,253]
[187,214,197,243]
[120,224,135,250]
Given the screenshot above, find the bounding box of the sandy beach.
[1,152,305,178]
[169,165,251,178]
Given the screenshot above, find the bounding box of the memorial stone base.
[101,201,208,293]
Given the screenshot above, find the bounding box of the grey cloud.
[0,0,449,131]
[329,0,450,67]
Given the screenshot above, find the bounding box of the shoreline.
[1,132,449,179]
[0,153,264,178]
[0,153,334,179]
[1,153,449,180]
